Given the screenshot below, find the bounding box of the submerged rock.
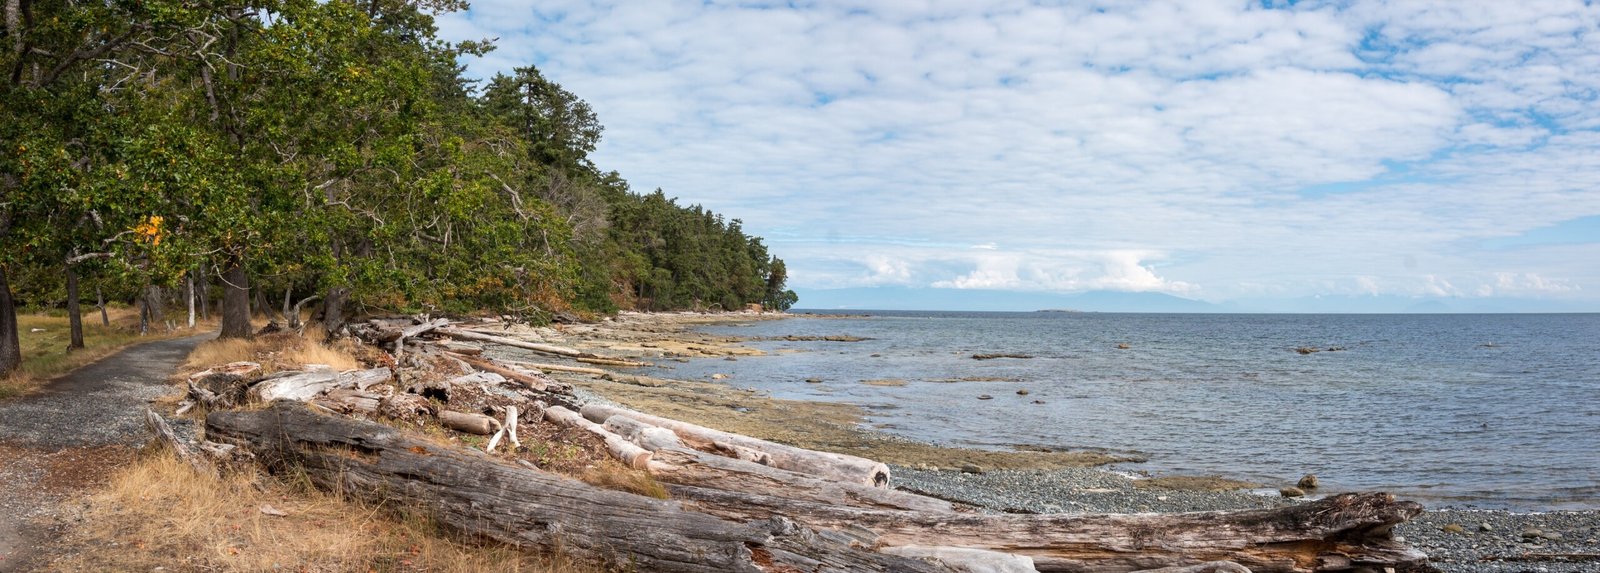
[977,394,994,400]
[1297,474,1319,489]
[1279,487,1306,498]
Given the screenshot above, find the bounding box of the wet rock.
[1297,474,1319,489]
[1030,400,1045,404]
[724,356,737,361]
[870,353,882,358]
[1016,389,1030,395]
[1295,346,1319,355]
[1442,523,1466,534]
[1116,343,1131,349]
[710,373,729,380]
[805,377,823,384]
[972,353,1034,360]
[977,394,993,400]
[1278,487,1305,498]
[1478,522,1493,532]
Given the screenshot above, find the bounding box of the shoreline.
[486,311,1600,572]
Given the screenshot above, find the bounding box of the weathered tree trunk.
[322,286,349,336]
[197,273,209,321]
[252,287,269,320]
[665,484,1426,573]
[647,447,954,513]
[205,403,949,573]
[145,284,166,326]
[65,263,84,349]
[0,264,21,377]
[186,272,196,329]
[436,327,585,357]
[219,256,252,339]
[582,404,892,489]
[96,285,110,327]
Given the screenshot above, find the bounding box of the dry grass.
[579,462,670,499]
[182,330,362,376]
[1,307,214,399]
[47,450,600,572]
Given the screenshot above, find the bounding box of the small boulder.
[976,394,993,400]
[1031,400,1045,404]
[1297,474,1319,489]
[1278,487,1305,498]
[1441,524,1466,534]
[959,463,984,474]
[805,377,823,384]
[1478,523,1493,532]
[1116,343,1131,349]
[1016,389,1030,395]
[710,373,729,380]
[1521,528,1543,540]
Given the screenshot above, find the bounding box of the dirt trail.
[0,334,208,571]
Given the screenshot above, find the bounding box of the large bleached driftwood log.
[205,402,949,573]
[581,403,892,488]
[601,415,951,513]
[664,484,1427,573]
[435,327,584,357]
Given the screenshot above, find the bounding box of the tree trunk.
[582,404,891,489]
[253,287,268,320]
[0,264,21,377]
[665,484,1426,572]
[205,403,948,573]
[186,272,196,329]
[219,255,252,339]
[139,292,150,335]
[66,264,84,349]
[198,272,209,320]
[144,284,165,328]
[321,286,349,336]
[96,285,109,327]
[280,288,291,324]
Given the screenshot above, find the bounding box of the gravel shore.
[891,465,1600,573]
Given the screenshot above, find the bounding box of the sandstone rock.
[959,463,984,474]
[1016,389,1030,395]
[1441,524,1466,534]
[1278,487,1305,498]
[1297,474,1319,489]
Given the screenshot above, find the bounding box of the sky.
[435,0,1600,312]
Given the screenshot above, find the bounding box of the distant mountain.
[791,287,1217,312]
[1222,294,1598,314]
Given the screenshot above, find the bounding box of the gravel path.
[892,465,1600,573]
[0,334,208,572]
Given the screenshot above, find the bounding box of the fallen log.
[544,406,654,470]
[436,327,583,357]
[205,403,948,573]
[504,359,606,375]
[599,416,949,513]
[881,546,1038,573]
[577,356,653,368]
[582,404,891,489]
[438,410,501,435]
[250,368,393,402]
[448,352,564,393]
[649,447,953,513]
[664,484,1427,572]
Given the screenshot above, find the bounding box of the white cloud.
[434,0,1600,308]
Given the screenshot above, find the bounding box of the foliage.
[0,0,792,375]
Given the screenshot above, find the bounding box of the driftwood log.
[582,404,892,488]
[205,402,947,573]
[665,484,1427,572]
[436,327,585,357]
[543,406,654,470]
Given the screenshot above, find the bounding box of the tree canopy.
[0,0,795,376]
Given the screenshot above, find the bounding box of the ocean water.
[658,311,1600,510]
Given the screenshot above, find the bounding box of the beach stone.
[1016,389,1030,395]
[1521,528,1543,539]
[1278,487,1305,498]
[1297,474,1319,489]
[1116,343,1131,349]
[1442,523,1466,534]
[1543,531,1564,541]
[977,394,993,400]
[959,463,984,474]
[724,356,737,361]
[870,353,882,357]
[710,373,729,380]
[1479,522,1493,532]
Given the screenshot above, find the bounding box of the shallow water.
[658,311,1600,510]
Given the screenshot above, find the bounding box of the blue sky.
[436,1,1600,311]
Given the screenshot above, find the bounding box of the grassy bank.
[47,451,585,572]
[1,307,214,400]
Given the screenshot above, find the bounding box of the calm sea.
[661,311,1600,510]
